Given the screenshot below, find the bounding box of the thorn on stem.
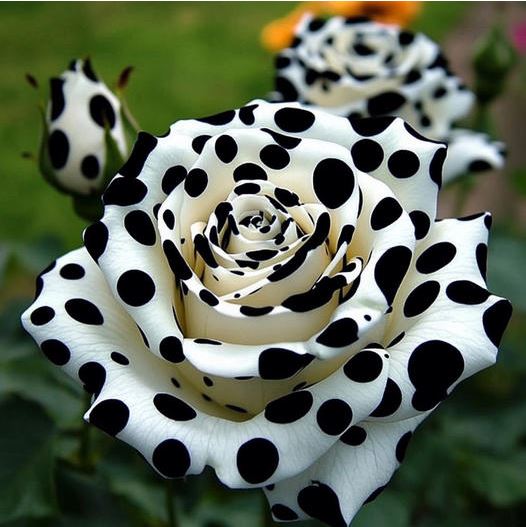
[25,73,39,89]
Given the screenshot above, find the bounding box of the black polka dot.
[203,376,213,387]
[78,361,106,397]
[433,87,447,99]
[49,78,65,120]
[260,145,290,170]
[40,339,70,365]
[275,56,291,69]
[184,168,208,197]
[48,130,69,169]
[191,134,211,154]
[367,92,406,116]
[344,350,383,382]
[374,246,412,305]
[409,211,430,240]
[340,425,367,446]
[298,483,346,527]
[399,30,415,46]
[111,352,129,365]
[82,58,98,81]
[84,221,108,262]
[89,95,116,129]
[215,135,238,163]
[65,298,104,325]
[370,378,402,417]
[350,116,396,136]
[408,340,464,411]
[396,432,413,462]
[119,132,158,178]
[313,158,355,209]
[416,242,456,274]
[429,147,447,187]
[240,305,273,316]
[239,104,258,125]
[162,165,187,194]
[370,197,403,230]
[154,393,197,421]
[271,504,298,521]
[159,336,184,363]
[403,281,440,317]
[80,154,100,180]
[351,139,384,172]
[316,399,352,435]
[152,439,191,478]
[117,270,155,307]
[233,163,268,182]
[59,263,85,280]
[162,240,192,280]
[264,391,313,424]
[124,210,156,246]
[388,150,420,178]
[316,318,359,347]
[163,209,175,230]
[237,438,279,484]
[198,109,235,125]
[274,107,315,133]
[199,289,219,307]
[259,348,314,380]
[482,300,512,347]
[89,399,129,436]
[476,243,488,280]
[276,76,299,101]
[261,128,302,149]
[446,281,489,305]
[469,159,492,172]
[103,177,148,206]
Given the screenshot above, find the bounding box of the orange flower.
[261,1,421,53]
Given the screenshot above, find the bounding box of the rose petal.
[264,413,425,526]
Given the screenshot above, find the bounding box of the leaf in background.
[487,231,526,312]
[352,490,410,527]
[0,396,58,523]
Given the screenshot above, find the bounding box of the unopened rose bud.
[38,59,135,220]
[473,25,518,105]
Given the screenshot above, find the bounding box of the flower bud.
[473,25,518,105]
[39,59,133,219]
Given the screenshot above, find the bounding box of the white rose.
[272,16,506,184]
[22,101,511,526]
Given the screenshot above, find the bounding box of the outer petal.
[369,214,512,423]
[264,414,425,526]
[442,129,506,184]
[22,248,396,489]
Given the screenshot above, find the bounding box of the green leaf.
[466,453,526,507]
[353,490,410,527]
[0,396,58,522]
[487,231,526,312]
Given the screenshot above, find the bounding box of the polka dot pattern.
[44,59,128,196]
[22,100,511,527]
[271,15,506,184]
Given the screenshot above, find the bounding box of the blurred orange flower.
[261,1,421,52]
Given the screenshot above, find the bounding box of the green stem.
[79,392,93,472]
[166,480,179,527]
[262,492,274,527]
[453,175,474,217]
[473,102,492,135]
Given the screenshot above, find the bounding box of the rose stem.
[262,491,274,527]
[166,479,179,527]
[78,391,93,472]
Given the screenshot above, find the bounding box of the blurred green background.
[1,2,526,527]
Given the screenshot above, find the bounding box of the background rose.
[272,16,506,184]
[22,100,511,526]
